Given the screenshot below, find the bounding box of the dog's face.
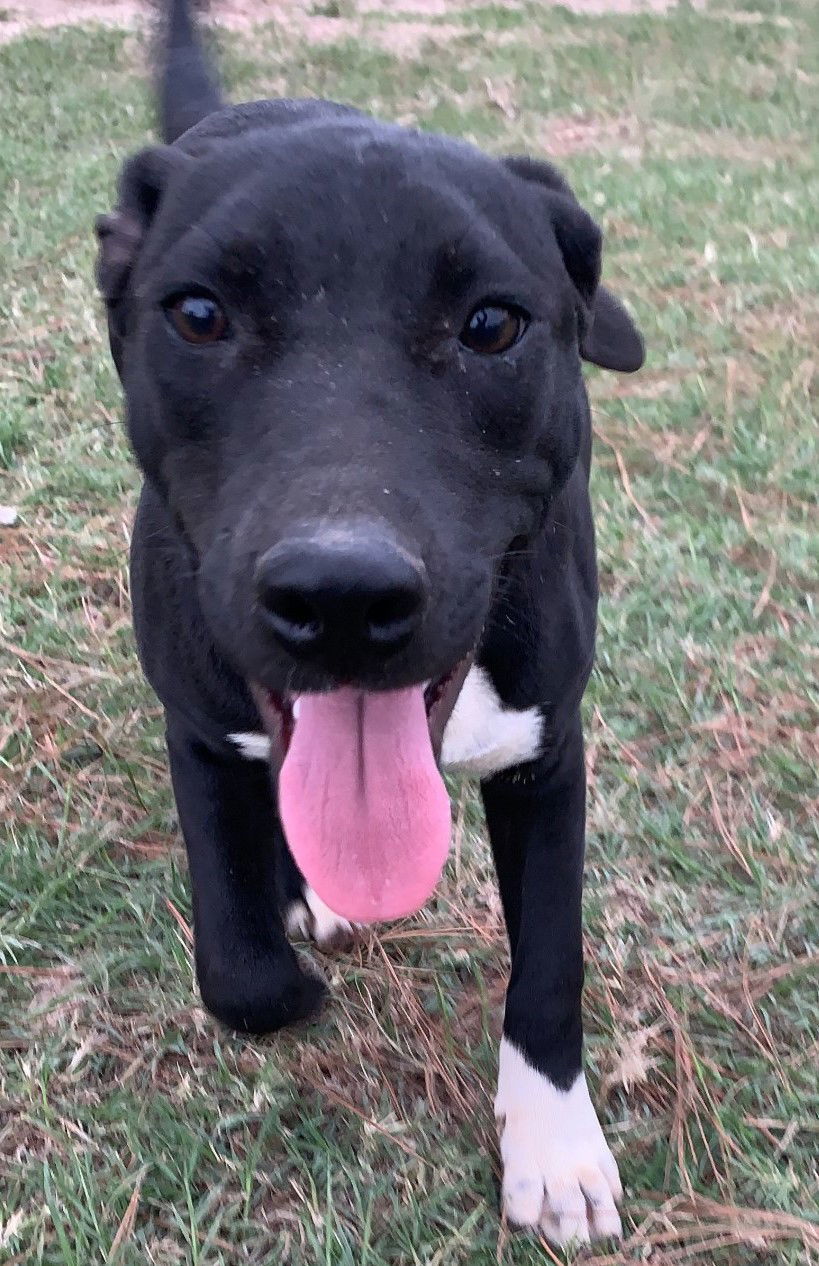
[98,110,641,703]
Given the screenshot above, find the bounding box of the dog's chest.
[439,665,542,776]
[229,665,542,777]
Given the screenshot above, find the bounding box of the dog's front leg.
[482,714,621,1247]
[165,714,326,1033]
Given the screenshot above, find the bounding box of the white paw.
[495,1038,622,1247]
[285,886,356,951]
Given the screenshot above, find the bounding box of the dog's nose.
[255,532,427,659]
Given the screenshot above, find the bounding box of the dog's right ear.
[95,145,184,302]
[95,146,187,371]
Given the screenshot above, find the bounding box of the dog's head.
[97,107,642,690]
[97,96,643,920]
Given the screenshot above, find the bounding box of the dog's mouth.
[252,660,471,770]
[251,657,472,925]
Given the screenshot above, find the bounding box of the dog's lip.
[424,656,474,757]
[249,655,473,773]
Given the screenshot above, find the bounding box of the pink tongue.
[278,686,452,923]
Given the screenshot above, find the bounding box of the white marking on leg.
[228,731,271,761]
[304,887,354,948]
[284,900,311,939]
[495,1037,622,1247]
[285,887,355,951]
[441,665,542,776]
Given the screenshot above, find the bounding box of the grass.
[1,0,817,1262]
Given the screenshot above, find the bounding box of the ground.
[0,0,817,1263]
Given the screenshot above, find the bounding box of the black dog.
[96,0,644,1245]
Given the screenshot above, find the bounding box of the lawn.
[0,0,817,1263]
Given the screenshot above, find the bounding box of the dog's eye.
[166,294,228,345]
[459,304,528,355]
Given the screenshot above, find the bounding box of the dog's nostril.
[366,590,422,644]
[262,588,323,642]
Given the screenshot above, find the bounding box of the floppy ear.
[550,193,645,372]
[504,155,645,373]
[581,285,645,373]
[95,145,187,374]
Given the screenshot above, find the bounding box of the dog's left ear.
[505,155,645,373]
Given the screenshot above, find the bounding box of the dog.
[95,0,645,1245]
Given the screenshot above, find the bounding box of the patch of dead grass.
[544,112,645,158]
[0,0,710,47]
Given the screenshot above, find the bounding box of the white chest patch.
[439,665,542,776]
[228,665,541,777]
[495,1037,622,1247]
[228,731,272,761]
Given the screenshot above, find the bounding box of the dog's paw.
[285,886,357,951]
[197,943,326,1035]
[495,1038,622,1248]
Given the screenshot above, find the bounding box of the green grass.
[1,1,818,1263]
